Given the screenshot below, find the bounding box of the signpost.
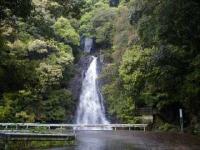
[179,108,183,132]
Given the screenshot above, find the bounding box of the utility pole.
[179,108,183,133]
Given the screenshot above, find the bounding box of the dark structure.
[109,0,119,7]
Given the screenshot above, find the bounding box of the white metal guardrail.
[0,123,148,131]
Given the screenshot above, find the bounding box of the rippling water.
[1,131,200,149]
[46,131,200,150]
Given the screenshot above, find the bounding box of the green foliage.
[92,7,116,46]
[56,0,86,18]
[102,81,135,123]
[28,40,49,58]
[0,0,32,18]
[36,63,63,89]
[99,0,200,130]
[119,46,151,96]
[53,17,80,46]
[158,123,178,132]
[182,54,200,118]
[0,93,16,122]
[46,1,64,18]
[79,12,95,37]
[48,41,74,66]
[16,111,35,123]
[0,0,78,123]
[43,89,74,122]
[79,3,116,47]
[112,6,136,62]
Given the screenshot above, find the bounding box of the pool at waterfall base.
[47,130,200,150]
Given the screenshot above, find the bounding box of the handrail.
[0,123,148,131]
[0,123,147,127]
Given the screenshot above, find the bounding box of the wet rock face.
[69,55,93,102]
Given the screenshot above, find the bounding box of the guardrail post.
[4,140,8,150]
[73,129,76,135]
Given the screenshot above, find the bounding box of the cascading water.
[84,38,93,53]
[75,56,110,130]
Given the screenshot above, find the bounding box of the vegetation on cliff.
[0,0,81,122]
[0,0,200,133]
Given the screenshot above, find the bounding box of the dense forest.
[0,0,200,133]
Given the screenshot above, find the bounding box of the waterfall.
[84,38,93,53]
[75,56,110,130]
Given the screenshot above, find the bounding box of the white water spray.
[84,38,93,53]
[76,56,110,130]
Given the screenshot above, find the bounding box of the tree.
[53,17,80,46]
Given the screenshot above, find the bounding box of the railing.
[0,123,148,131]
